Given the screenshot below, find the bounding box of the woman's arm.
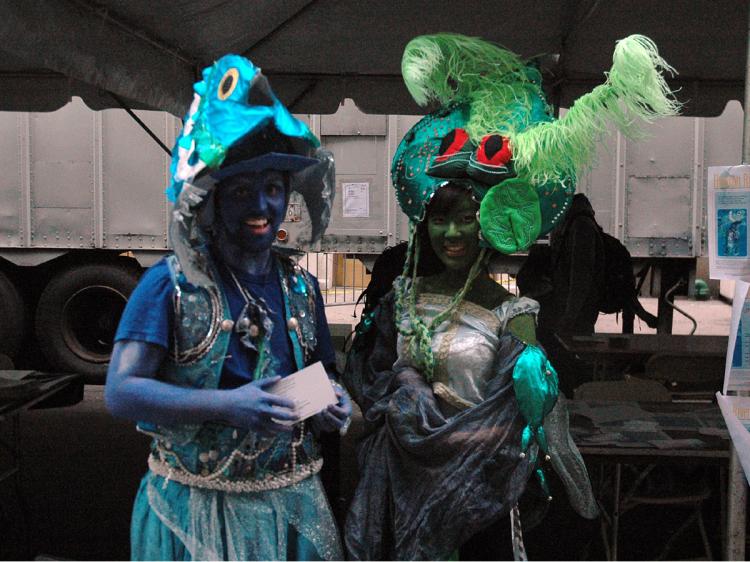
[505,312,538,345]
[104,339,298,434]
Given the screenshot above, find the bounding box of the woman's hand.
[106,341,299,435]
[311,383,352,433]
[225,376,300,435]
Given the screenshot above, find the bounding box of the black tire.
[35,262,141,383]
[0,269,26,360]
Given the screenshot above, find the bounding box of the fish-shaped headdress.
[168,55,335,287]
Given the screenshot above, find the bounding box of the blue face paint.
[215,170,288,254]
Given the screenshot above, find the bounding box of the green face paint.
[427,193,481,272]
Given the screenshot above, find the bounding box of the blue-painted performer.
[342,34,680,560]
[105,55,351,561]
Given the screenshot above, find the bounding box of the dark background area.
[0,386,731,561]
[1,387,148,560]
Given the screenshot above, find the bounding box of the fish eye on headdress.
[436,128,471,162]
[218,68,239,100]
[476,134,512,167]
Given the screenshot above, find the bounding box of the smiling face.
[426,186,481,272]
[214,170,288,253]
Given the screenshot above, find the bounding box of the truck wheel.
[0,270,26,360]
[35,263,141,383]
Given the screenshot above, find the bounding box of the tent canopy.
[0,0,746,117]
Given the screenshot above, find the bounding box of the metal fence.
[491,273,519,296]
[300,252,369,306]
[302,253,519,307]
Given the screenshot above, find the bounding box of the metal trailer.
[573,100,744,331]
[0,98,744,380]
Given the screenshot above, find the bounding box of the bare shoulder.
[466,275,512,310]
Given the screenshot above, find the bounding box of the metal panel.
[577,128,619,235]
[297,133,387,253]
[326,137,387,221]
[278,130,389,253]
[626,117,695,177]
[31,207,93,247]
[624,116,695,257]
[392,115,414,243]
[0,112,22,245]
[320,99,387,136]
[101,107,171,249]
[703,101,744,257]
[704,101,743,167]
[626,176,692,238]
[29,98,93,209]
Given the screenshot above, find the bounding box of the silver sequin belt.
[147,453,323,493]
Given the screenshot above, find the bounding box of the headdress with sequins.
[167,54,335,289]
[392,33,681,254]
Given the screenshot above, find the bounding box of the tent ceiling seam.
[68,0,196,68]
[241,0,317,56]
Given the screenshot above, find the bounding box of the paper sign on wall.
[342,182,369,218]
[708,165,750,280]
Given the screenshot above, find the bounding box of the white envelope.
[268,361,337,423]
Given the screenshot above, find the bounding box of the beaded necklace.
[227,267,268,381]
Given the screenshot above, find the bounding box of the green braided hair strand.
[404,247,490,382]
[401,33,551,141]
[403,232,437,376]
[511,35,681,186]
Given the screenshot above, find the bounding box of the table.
[0,372,83,557]
[559,333,728,383]
[568,399,737,560]
[562,333,728,357]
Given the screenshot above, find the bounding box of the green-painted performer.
[342,33,680,560]
[105,55,350,560]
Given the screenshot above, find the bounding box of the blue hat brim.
[211,152,318,180]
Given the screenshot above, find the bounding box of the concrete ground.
[594,296,731,336]
[324,295,734,337]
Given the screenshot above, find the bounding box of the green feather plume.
[401,34,680,187]
[511,35,681,185]
[402,33,552,139]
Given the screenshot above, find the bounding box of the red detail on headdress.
[476,134,512,166]
[435,128,470,163]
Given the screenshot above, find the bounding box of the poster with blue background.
[718,208,748,257]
